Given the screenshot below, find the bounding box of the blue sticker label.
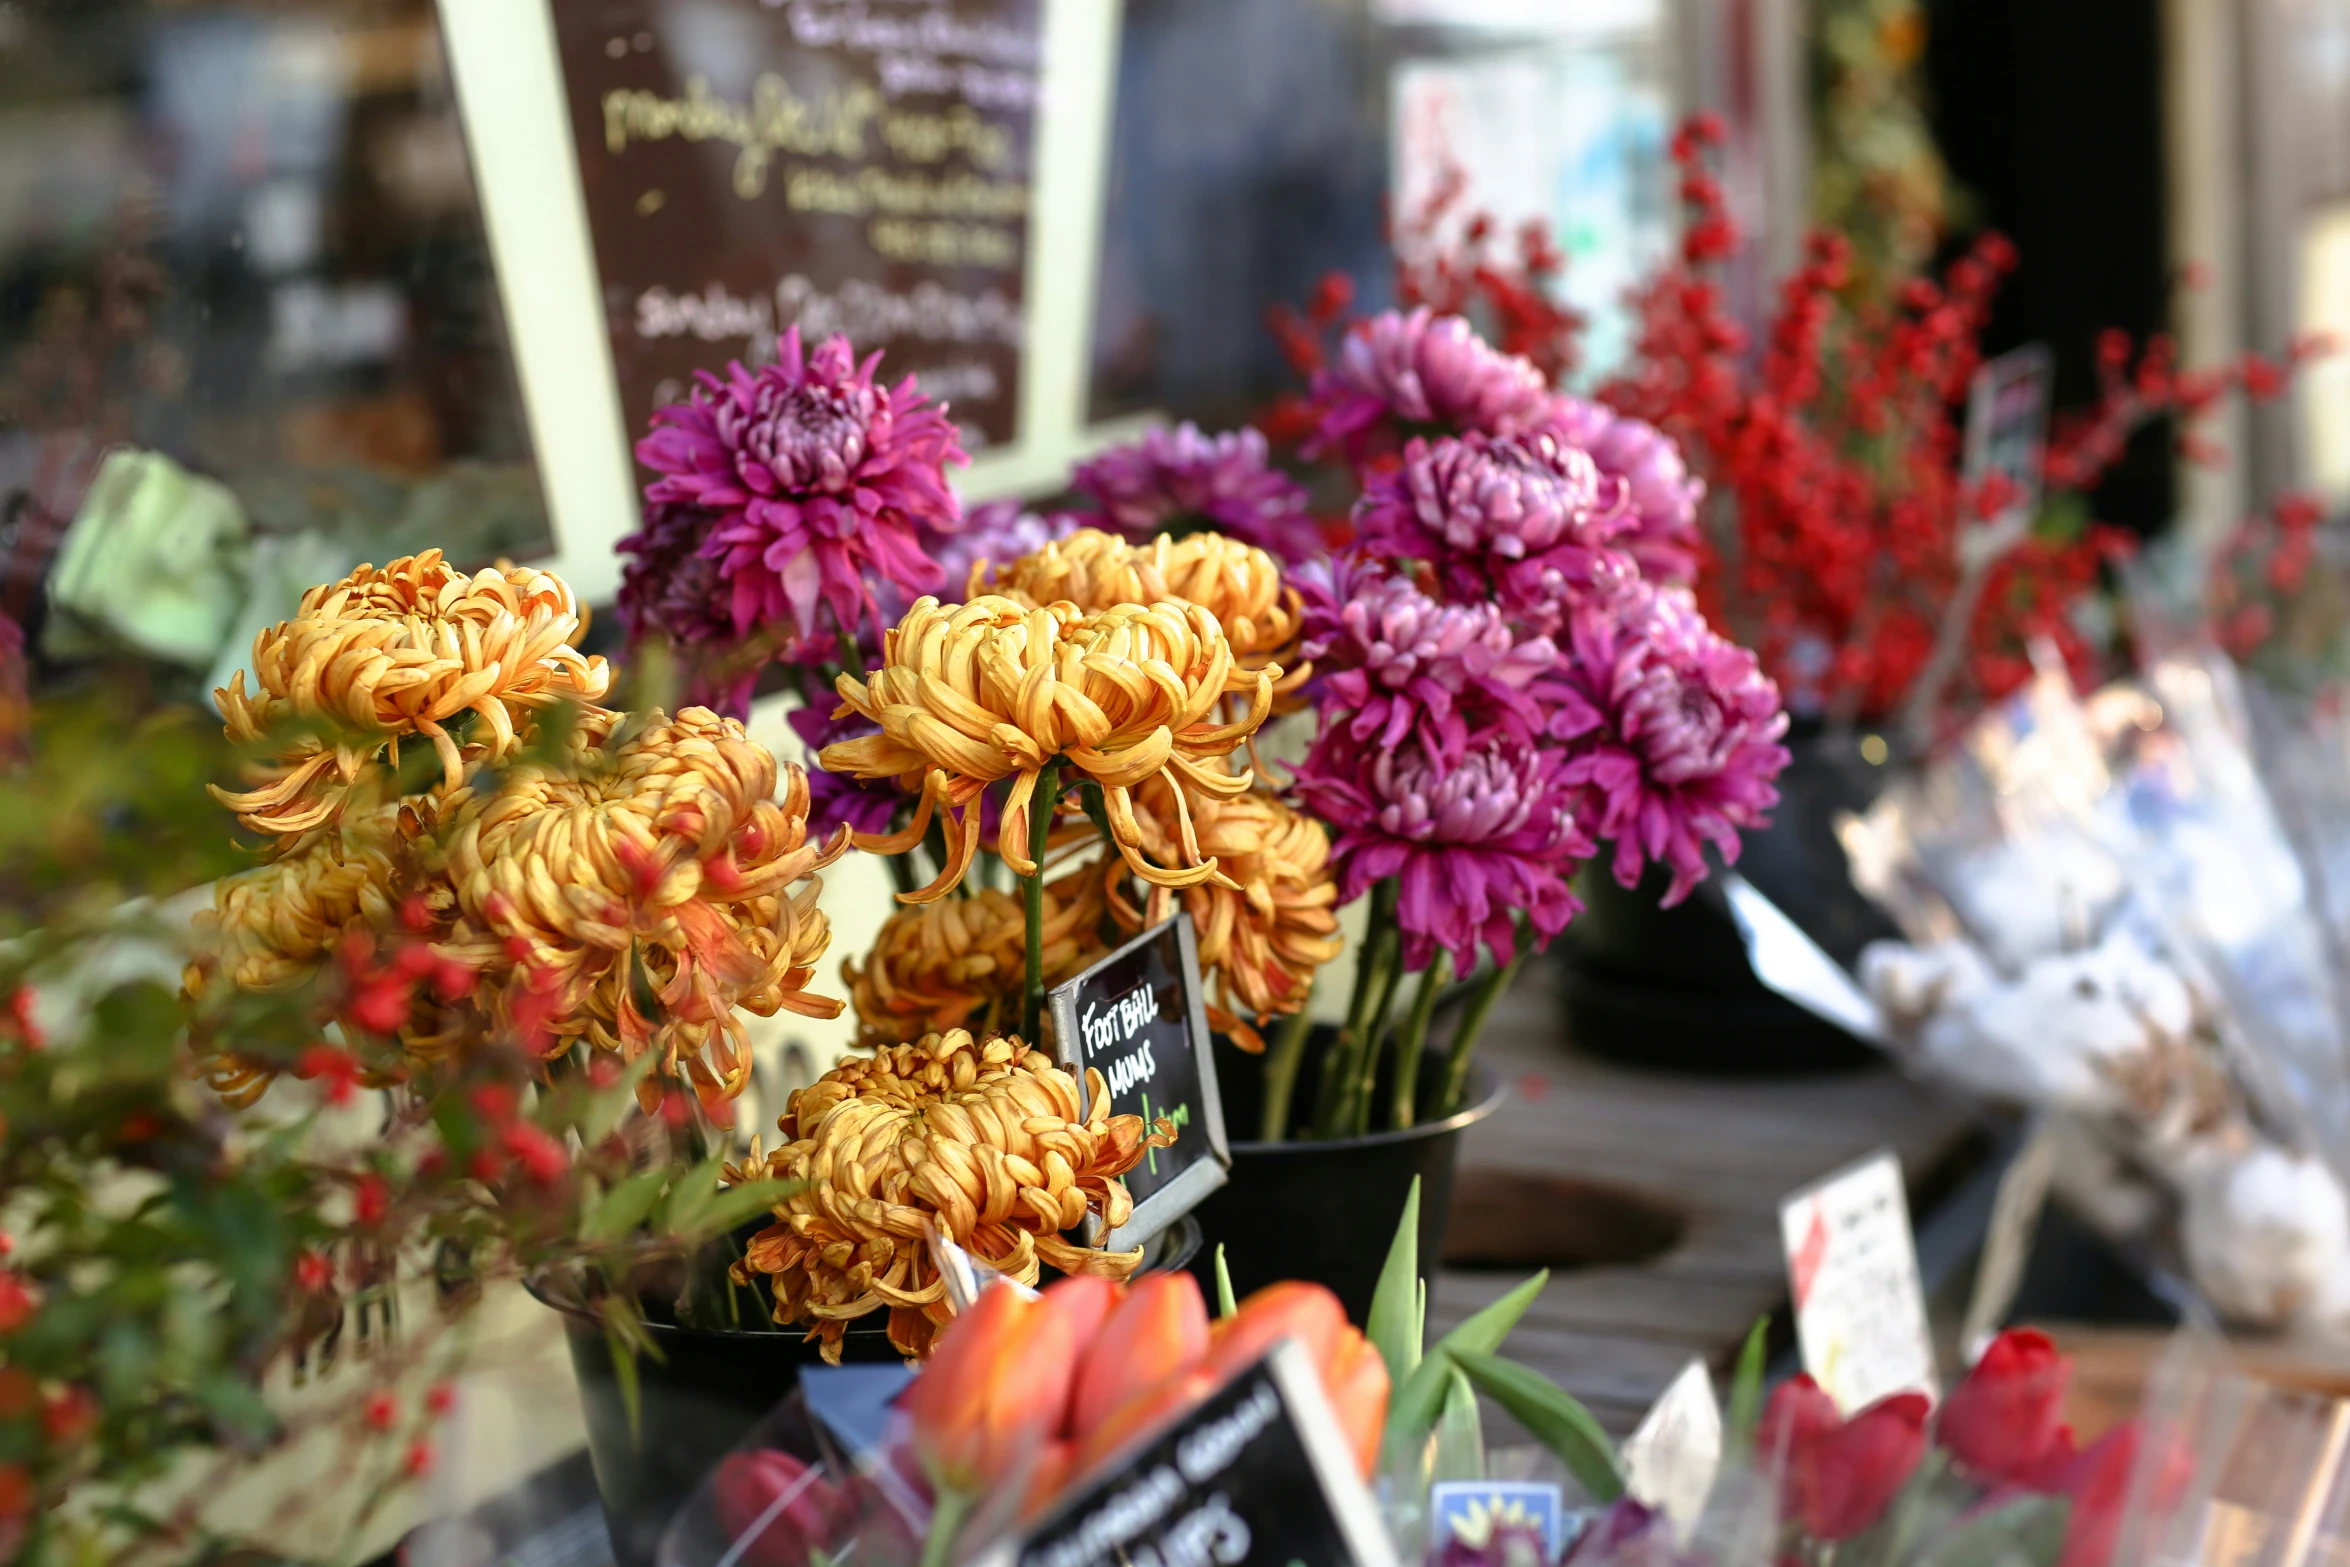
[1430,1481,1567,1558]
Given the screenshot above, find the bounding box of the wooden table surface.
[1427,959,1984,1437]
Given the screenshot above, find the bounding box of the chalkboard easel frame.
[1046,912,1231,1254]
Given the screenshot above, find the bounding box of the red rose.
[1938,1329,2073,1483]
[1758,1376,1930,1542]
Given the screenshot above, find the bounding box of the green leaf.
[653,1154,729,1238]
[1368,1176,1423,1388]
[686,1178,800,1242]
[582,1168,670,1244]
[1725,1315,1769,1457]
[1431,1366,1485,1485]
[1385,1269,1548,1446]
[579,1052,661,1146]
[605,1325,644,1449]
[1214,1245,1237,1319]
[1448,1347,1622,1501]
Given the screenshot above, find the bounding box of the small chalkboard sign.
[1046,914,1229,1252]
[991,1340,1400,1567]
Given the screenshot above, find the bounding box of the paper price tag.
[1048,914,1229,1251]
[1779,1149,1938,1412]
[1430,1481,1567,1558]
[999,1340,1399,1567]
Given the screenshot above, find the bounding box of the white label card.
[1779,1149,1939,1412]
[1620,1357,1722,1537]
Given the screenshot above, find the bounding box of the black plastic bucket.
[1186,1030,1503,1325]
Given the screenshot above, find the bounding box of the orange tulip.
[1068,1272,1211,1445]
[1321,1327,1392,1478]
[1037,1275,1124,1436]
[1200,1280,1347,1383]
[1020,1439,1075,1522]
[901,1281,1078,1494]
[1073,1366,1219,1478]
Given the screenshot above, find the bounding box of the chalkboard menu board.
[1047,914,1229,1252]
[548,0,1038,452]
[993,1341,1400,1567]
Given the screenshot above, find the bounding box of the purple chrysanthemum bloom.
[1294,724,1590,974]
[1296,553,1557,760]
[1541,395,1706,588]
[617,502,735,648]
[787,703,903,841]
[1554,583,1791,906]
[1069,422,1323,563]
[1353,432,1633,628]
[636,327,967,643]
[928,498,1087,603]
[1306,308,1555,465]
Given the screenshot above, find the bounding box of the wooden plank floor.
[1426,959,1981,1437]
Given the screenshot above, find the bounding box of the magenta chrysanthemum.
[1540,395,1705,587]
[1297,553,1557,760]
[1352,432,1632,626]
[1070,422,1323,563]
[1555,584,1791,906]
[1306,308,1556,464]
[635,327,966,643]
[1294,725,1589,973]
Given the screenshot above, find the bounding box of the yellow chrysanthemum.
[212,549,611,834]
[820,595,1274,902]
[441,706,845,1108]
[1110,779,1343,1050]
[733,1028,1161,1361]
[978,528,1308,696]
[845,871,1108,1047]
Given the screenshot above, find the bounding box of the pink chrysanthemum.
[1070,422,1323,563]
[1297,553,1557,760]
[1306,308,1556,465]
[1554,584,1791,905]
[1294,724,1590,974]
[1352,432,1632,627]
[1541,395,1706,588]
[635,328,967,643]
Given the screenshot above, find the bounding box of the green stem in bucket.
[1318,879,1397,1137]
[1020,760,1062,1045]
[1388,951,1451,1130]
[1349,931,1408,1137]
[1258,996,1317,1143]
[1438,945,1524,1116]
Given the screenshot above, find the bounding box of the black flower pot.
[541,1219,1202,1567]
[1186,1029,1504,1325]
[1556,722,1898,1074]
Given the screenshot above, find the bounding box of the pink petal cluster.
[634,327,966,643]
[1296,554,1557,760]
[1352,431,1632,625]
[1071,422,1323,563]
[1294,724,1591,974]
[1540,395,1706,588]
[1306,308,1556,464]
[1553,583,1791,905]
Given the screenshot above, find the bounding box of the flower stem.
[1021,760,1062,1045]
[918,1486,975,1567]
[1350,936,1408,1137]
[1317,879,1397,1138]
[1439,946,1523,1116]
[1258,995,1317,1143]
[1389,951,1450,1129]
